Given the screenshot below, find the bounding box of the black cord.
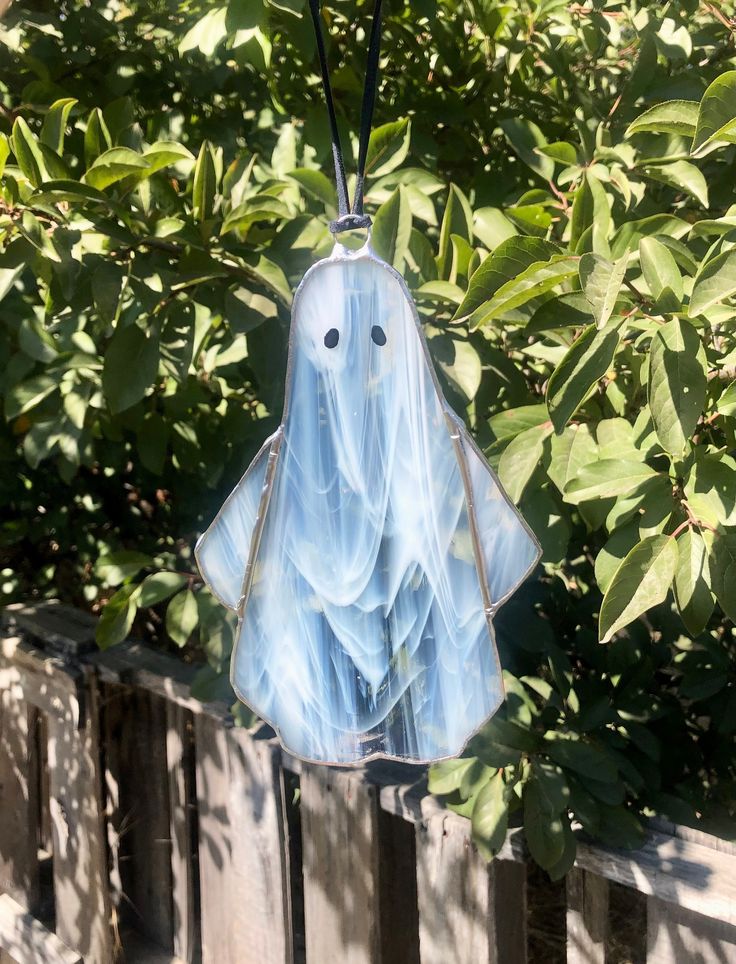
[352,0,383,218]
[307,0,383,234]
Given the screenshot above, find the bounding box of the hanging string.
[307,0,384,234]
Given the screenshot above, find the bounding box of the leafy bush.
[2,0,736,871]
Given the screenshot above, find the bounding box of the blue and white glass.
[196,241,540,764]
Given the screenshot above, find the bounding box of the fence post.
[166,702,197,963]
[0,670,39,914]
[46,667,113,963]
[566,867,608,963]
[195,715,291,964]
[415,811,527,964]
[102,683,176,952]
[301,766,382,964]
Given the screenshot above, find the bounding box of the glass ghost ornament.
[196,240,541,764]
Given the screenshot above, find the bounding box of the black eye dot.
[371,325,387,347]
[324,328,339,349]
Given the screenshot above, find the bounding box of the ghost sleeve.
[195,432,279,611]
[454,420,541,607]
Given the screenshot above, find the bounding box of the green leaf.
[437,184,473,280]
[488,404,550,442]
[639,237,683,311]
[84,147,149,190]
[468,256,579,328]
[626,100,699,138]
[84,108,112,166]
[0,134,9,179]
[92,262,126,323]
[416,281,463,304]
[689,249,736,317]
[241,254,291,305]
[435,337,482,401]
[692,71,736,154]
[570,174,594,251]
[102,325,160,415]
[18,316,57,363]
[143,140,195,174]
[641,160,708,207]
[453,236,558,320]
[579,253,628,329]
[138,411,169,474]
[179,7,228,56]
[40,98,77,155]
[97,551,152,586]
[717,381,736,417]
[469,718,535,768]
[537,141,578,165]
[595,523,641,594]
[499,117,554,181]
[428,758,475,795]
[547,819,577,881]
[161,303,196,379]
[96,585,139,650]
[546,321,621,433]
[565,460,658,504]
[599,534,679,643]
[597,806,645,850]
[497,422,552,504]
[674,528,714,636]
[138,571,188,607]
[11,117,47,187]
[371,186,412,271]
[548,424,597,494]
[471,771,509,861]
[192,141,217,222]
[221,196,290,234]
[364,118,411,178]
[523,776,566,869]
[288,168,337,208]
[532,760,570,812]
[166,589,200,647]
[647,318,707,456]
[225,286,277,333]
[545,736,618,784]
[4,374,57,420]
[684,455,736,529]
[711,533,736,622]
[472,207,517,250]
[227,0,266,31]
[523,487,570,565]
[528,292,594,333]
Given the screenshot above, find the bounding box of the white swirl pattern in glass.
[196,243,540,764]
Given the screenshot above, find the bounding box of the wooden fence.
[0,600,735,964]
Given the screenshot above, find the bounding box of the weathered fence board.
[46,670,113,964]
[0,675,39,913]
[377,808,420,964]
[1,632,113,964]
[416,811,526,964]
[647,896,736,962]
[566,868,608,964]
[301,766,381,964]
[0,893,81,964]
[166,702,197,964]
[103,684,175,952]
[195,714,291,964]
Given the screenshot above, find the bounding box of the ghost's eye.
[324,328,339,349]
[371,325,387,347]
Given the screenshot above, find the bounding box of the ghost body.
[196,242,540,765]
